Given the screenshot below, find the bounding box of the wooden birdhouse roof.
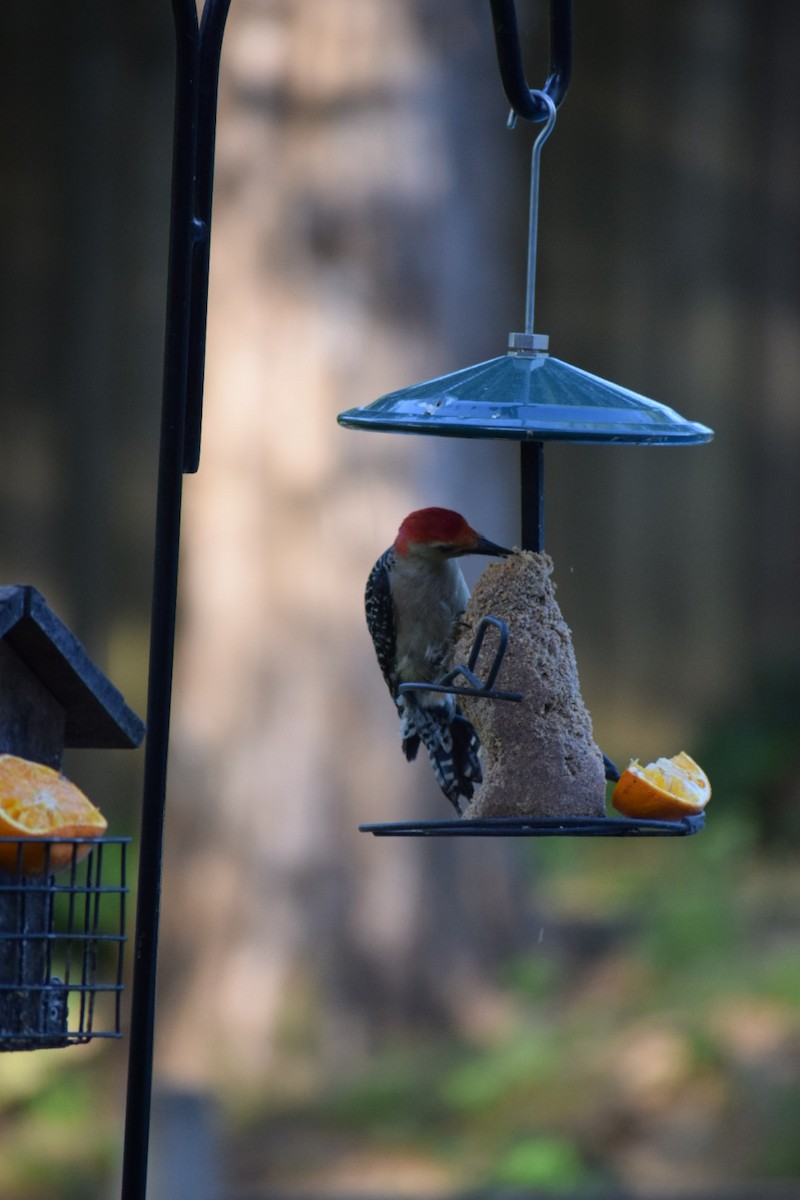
[0,585,145,753]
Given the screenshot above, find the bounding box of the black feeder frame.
[0,0,710,1194]
[0,839,129,1051]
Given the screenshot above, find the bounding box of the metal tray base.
[360,814,705,837]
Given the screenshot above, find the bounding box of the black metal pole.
[520,440,544,551]
[183,0,231,474]
[121,2,230,1196]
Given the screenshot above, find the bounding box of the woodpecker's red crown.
[394,507,512,560]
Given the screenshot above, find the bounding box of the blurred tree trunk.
[157,0,529,1093]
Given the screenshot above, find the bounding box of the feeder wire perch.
[397,616,524,704]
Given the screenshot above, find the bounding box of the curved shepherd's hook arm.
[489,0,572,122]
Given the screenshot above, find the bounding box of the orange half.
[0,754,107,875]
[612,751,710,821]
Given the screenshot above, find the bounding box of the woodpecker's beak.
[470,535,514,558]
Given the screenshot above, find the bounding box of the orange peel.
[0,754,107,875]
[612,751,710,821]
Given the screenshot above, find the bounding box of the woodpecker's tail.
[399,695,482,813]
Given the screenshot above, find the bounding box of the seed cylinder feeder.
[339,0,713,838]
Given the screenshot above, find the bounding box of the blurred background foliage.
[1,1,800,1197]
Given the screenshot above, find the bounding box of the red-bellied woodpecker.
[365,507,512,812]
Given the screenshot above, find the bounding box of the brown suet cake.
[454,550,606,819]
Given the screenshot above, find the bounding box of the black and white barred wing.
[365,547,399,696]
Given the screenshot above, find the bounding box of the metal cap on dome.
[337,340,714,445]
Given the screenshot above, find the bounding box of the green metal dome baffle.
[338,334,712,445]
[339,0,713,839]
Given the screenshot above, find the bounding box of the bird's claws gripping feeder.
[0,586,144,1046]
[339,0,713,838]
[398,616,524,704]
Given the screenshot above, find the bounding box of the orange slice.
[0,754,107,875]
[612,751,710,821]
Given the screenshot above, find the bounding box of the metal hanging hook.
[523,90,556,335]
[489,0,572,123]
